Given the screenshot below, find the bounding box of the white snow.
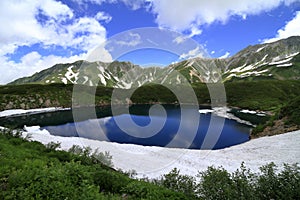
[176,75,181,84]
[256,46,266,53]
[61,77,68,84]
[269,57,293,65]
[211,107,253,126]
[82,76,89,85]
[240,109,266,116]
[121,81,133,89]
[277,63,293,67]
[239,69,269,78]
[230,64,246,73]
[98,74,107,86]
[0,107,71,118]
[98,66,105,74]
[230,55,268,75]
[113,76,119,82]
[242,64,256,71]
[65,65,79,84]
[286,52,299,58]
[198,109,213,114]
[22,127,300,179]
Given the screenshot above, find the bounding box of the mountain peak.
[10,36,300,87]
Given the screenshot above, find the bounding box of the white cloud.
[149,0,297,31]
[0,0,109,52]
[114,32,142,46]
[39,0,73,21]
[173,36,188,44]
[76,0,146,10]
[179,46,203,60]
[263,11,300,43]
[95,11,112,23]
[188,25,202,37]
[120,0,146,10]
[219,52,230,59]
[0,52,84,84]
[0,0,112,84]
[172,25,202,44]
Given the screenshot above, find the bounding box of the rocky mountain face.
[10,36,300,88]
[222,36,300,81]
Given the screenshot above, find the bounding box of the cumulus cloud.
[95,11,112,23]
[179,46,204,60]
[0,52,83,84]
[263,11,300,43]
[114,32,142,46]
[149,0,297,31]
[219,52,230,59]
[76,0,147,10]
[0,0,112,84]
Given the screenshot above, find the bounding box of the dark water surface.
[0,105,255,149]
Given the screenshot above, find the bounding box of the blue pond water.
[43,107,251,150]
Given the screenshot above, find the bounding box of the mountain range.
[10,36,300,88]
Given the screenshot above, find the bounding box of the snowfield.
[22,126,300,179]
[0,107,71,118]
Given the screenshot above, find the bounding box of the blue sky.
[0,0,299,84]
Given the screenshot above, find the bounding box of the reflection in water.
[43,110,250,150]
[0,105,254,149]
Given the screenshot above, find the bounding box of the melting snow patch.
[199,109,213,114]
[61,77,67,84]
[269,57,293,65]
[286,52,299,58]
[277,63,293,67]
[98,74,107,86]
[239,109,266,116]
[65,65,79,84]
[0,107,71,118]
[256,46,265,52]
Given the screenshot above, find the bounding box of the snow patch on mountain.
[269,57,293,65]
[61,77,67,84]
[277,63,293,67]
[65,65,79,84]
[98,74,107,86]
[256,46,266,52]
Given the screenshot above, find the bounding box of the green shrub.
[197,166,233,200]
[161,168,197,198]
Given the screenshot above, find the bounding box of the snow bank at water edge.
[200,107,254,126]
[22,126,300,179]
[0,107,71,118]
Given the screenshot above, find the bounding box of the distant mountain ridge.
[10,36,300,88]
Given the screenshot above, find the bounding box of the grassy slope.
[1,80,300,111]
[0,130,188,199]
[1,130,299,200]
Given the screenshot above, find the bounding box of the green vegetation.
[224,80,300,110]
[0,129,188,199]
[1,129,299,199]
[156,162,300,200]
[279,95,300,125]
[251,94,300,136]
[1,80,300,111]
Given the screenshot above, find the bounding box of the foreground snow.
[23,126,300,179]
[0,107,71,117]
